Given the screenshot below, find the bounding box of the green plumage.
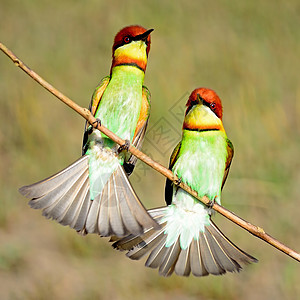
[95,66,144,142]
[162,129,229,249]
[87,65,145,199]
[113,88,257,277]
[19,25,158,237]
[174,130,228,203]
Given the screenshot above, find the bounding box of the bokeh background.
[0,1,299,299]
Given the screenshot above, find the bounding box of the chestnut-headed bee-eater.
[113,88,257,276]
[19,25,158,237]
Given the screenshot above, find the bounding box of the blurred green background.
[0,0,299,299]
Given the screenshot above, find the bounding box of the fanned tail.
[19,155,158,237]
[112,207,257,277]
[84,163,159,236]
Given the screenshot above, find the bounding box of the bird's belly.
[95,77,142,142]
[173,135,227,202]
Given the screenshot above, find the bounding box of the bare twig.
[1,41,299,262]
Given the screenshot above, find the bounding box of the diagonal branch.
[1,41,299,262]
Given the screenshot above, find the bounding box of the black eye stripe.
[202,99,210,107]
[114,30,152,51]
[113,35,133,51]
[185,99,217,116]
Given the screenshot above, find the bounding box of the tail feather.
[115,167,158,232]
[112,207,167,256]
[42,169,89,221]
[112,207,257,277]
[208,221,256,265]
[127,228,166,260]
[19,155,158,237]
[85,192,101,233]
[190,238,209,276]
[108,173,126,236]
[145,234,168,269]
[113,170,142,235]
[159,238,180,277]
[205,225,240,272]
[60,176,90,226]
[174,245,191,276]
[72,189,91,231]
[199,232,225,275]
[28,167,87,211]
[20,156,88,198]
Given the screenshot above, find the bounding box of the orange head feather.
[183,88,225,132]
[111,25,153,73]
[186,88,223,120]
[112,25,152,56]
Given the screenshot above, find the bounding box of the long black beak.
[134,29,154,41]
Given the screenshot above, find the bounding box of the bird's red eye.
[124,36,131,43]
[210,102,216,110]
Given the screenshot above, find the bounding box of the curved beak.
[134,29,154,41]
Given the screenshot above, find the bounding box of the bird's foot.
[92,118,102,128]
[174,177,182,186]
[88,118,102,133]
[208,196,217,209]
[118,139,131,153]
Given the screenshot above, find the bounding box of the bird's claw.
[92,118,102,128]
[88,118,101,133]
[208,196,217,208]
[174,177,182,186]
[118,139,131,153]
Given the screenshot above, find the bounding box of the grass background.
[0,0,299,299]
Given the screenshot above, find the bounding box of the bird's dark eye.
[124,36,131,44]
[210,102,216,110]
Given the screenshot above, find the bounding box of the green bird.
[19,25,158,237]
[113,88,257,276]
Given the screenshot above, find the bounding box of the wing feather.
[82,76,110,154]
[123,86,151,175]
[221,138,234,190]
[165,142,181,205]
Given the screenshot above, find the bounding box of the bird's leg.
[88,118,102,133]
[118,139,131,153]
[174,177,182,186]
[174,177,182,196]
[208,196,217,208]
[92,118,102,128]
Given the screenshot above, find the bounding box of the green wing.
[82,76,110,154]
[164,141,182,205]
[221,138,234,190]
[123,86,151,175]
